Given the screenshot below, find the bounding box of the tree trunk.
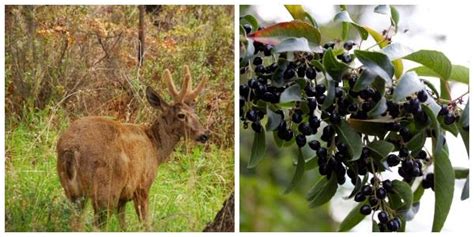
[138,5,145,66]
[203,192,234,232]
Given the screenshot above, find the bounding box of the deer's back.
[57,116,159,203]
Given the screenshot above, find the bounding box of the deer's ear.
[146,86,168,109]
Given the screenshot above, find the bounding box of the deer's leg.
[69,197,87,231]
[133,190,150,230]
[117,199,128,231]
[92,199,112,231]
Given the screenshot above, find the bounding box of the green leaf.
[345,177,362,199]
[364,26,389,48]
[388,192,403,210]
[406,130,426,153]
[304,156,318,170]
[347,118,391,138]
[322,75,336,110]
[367,97,387,118]
[273,131,283,147]
[374,5,400,32]
[248,20,321,46]
[363,26,403,78]
[240,39,255,63]
[425,95,442,117]
[311,59,325,73]
[280,84,301,103]
[338,201,367,232]
[458,100,469,156]
[354,50,394,84]
[372,220,380,232]
[285,5,306,21]
[432,146,455,232]
[393,71,424,102]
[321,49,346,110]
[454,168,469,179]
[461,177,469,201]
[307,175,338,208]
[353,69,377,92]
[421,78,441,99]
[274,37,312,53]
[367,140,394,160]
[404,202,420,221]
[449,65,469,84]
[413,184,425,203]
[458,125,469,156]
[342,21,349,41]
[374,5,390,15]
[393,57,404,79]
[247,131,266,168]
[461,99,469,128]
[382,43,413,61]
[398,217,407,232]
[323,49,349,81]
[438,115,459,136]
[411,65,469,84]
[271,58,289,87]
[266,108,282,131]
[304,12,318,28]
[333,11,368,40]
[240,15,259,33]
[422,104,442,154]
[404,50,452,81]
[391,180,413,211]
[284,149,306,194]
[390,6,400,26]
[334,120,363,161]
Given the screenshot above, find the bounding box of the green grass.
[5,110,234,232]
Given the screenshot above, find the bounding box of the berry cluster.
[240,33,465,231]
[353,178,402,231]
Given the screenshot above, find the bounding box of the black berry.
[438,104,449,116]
[306,67,317,79]
[387,219,399,232]
[343,40,356,51]
[253,56,263,65]
[295,134,306,147]
[444,112,456,125]
[378,211,389,223]
[308,140,321,151]
[387,154,400,167]
[417,90,428,102]
[243,24,252,34]
[251,122,263,133]
[362,185,373,196]
[354,192,366,202]
[292,110,303,123]
[360,204,372,215]
[376,188,387,199]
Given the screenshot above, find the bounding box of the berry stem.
[451,90,469,104]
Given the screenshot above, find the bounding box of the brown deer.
[56,65,209,231]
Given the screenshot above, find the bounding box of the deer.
[56,65,209,231]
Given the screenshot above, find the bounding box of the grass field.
[5,109,234,232]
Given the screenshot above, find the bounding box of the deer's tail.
[57,149,82,200]
[59,150,78,180]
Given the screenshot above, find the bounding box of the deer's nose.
[197,134,209,143]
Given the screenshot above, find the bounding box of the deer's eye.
[177,113,185,119]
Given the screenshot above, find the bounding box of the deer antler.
[178,65,192,102]
[162,65,207,104]
[163,69,179,99]
[185,75,208,103]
